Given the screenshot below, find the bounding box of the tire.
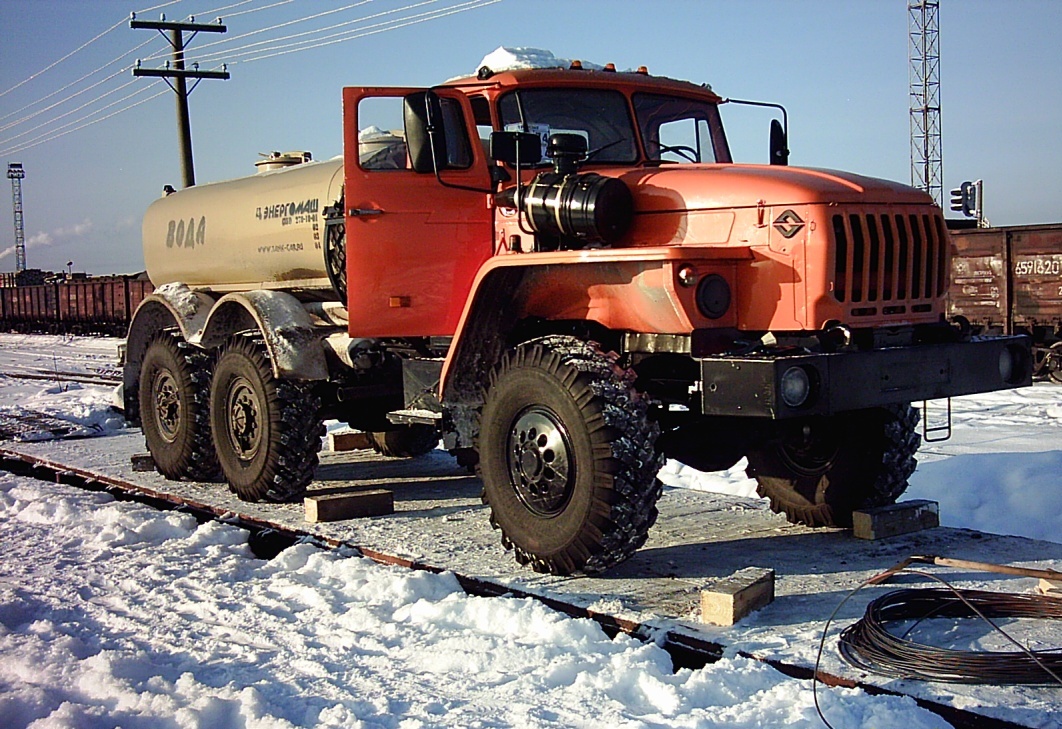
[478,336,663,575]
[1047,341,1062,385]
[138,331,219,481]
[745,404,920,528]
[368,425,439,457]
[210,336,323,502]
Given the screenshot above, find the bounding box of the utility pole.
[7,163,27,273]
[909,1,942,207]
[130,14,229,188]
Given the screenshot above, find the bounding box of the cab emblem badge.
[773,210,805,239]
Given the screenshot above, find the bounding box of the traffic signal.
[950,181,977,217]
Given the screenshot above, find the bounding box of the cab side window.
[438,97,473,169]
[357,97,409,170]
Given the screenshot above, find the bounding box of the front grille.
[831,211,947,308]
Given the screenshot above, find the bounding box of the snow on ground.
[0,473,949,729]
[1,333,1060,727]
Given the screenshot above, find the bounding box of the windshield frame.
[492,84,733,167]
[496,87,640,165]
[633,91,732,165]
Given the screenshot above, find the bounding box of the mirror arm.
[722,97,788,140]
[512,147,537,238]
[423,88,493,195]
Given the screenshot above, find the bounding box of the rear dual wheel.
[138,332,219,481]
[209,336,323,502]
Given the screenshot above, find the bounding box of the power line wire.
[0,0,182,99]
[0,18,126,99]
[0,68,128,133]
[2,82,160,153]
[0,0,501,156]
[138,0,187,13]
[139,0,373,63]
[0,85,168,156]
[215,0,294,20]
[0,36,161,125]
[175,0,440,65]
[239,0,501,64]
[185,0,256,19]
[0,78,141,146]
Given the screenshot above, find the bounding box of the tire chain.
[492,335,664,574]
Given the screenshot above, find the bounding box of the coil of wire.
[839,587,1062,684]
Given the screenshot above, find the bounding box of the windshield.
[633,93,729,164]
[497,89,638,164]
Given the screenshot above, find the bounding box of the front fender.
[441,247,731,403]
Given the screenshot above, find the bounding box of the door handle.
[348,207,384,217]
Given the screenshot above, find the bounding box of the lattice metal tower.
[7,163,27,273]
[909,1,942,206]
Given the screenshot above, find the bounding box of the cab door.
[341,86,493,337]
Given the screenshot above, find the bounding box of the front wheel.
[478,337,663,575]
[745,404,920,527]
[209,336,323,502]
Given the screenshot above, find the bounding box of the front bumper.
[699,335,1032,418]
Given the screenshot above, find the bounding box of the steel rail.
[0,444,1038,729]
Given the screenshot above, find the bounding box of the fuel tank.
[143,156,344,292]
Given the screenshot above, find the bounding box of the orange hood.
[613,164,933,213]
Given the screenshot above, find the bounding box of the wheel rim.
[1048,342,1062,384]
[152,370,181,443]
[776,421,840,478]
[226,376,262,461]
[507,406,574,517]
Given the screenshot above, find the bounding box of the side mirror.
[489,130,543,166]
[770,118,789,166]
[404,91,447,174]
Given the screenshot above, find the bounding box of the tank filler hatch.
[254,150,313,172]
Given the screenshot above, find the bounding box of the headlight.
[999,344,1029,385]
[780,366,811,408]
[998,348,1014,383]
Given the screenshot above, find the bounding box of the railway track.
[0,440,1039,729]
[1,369,120,387]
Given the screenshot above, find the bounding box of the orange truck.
[122,63,1031,575]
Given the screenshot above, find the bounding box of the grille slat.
[831,210,946,307]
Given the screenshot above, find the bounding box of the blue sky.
[1,0,1059,275]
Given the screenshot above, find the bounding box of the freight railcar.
[0,274,154,336]
[947,223,1062,382]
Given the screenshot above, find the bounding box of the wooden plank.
[130,453,156,472]
[852,499,939,540]
[328,430,373,452]
[1038,578,1062,597]
[700,567,774,626]
[304,489,393,522]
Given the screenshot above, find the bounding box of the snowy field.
[1,333,1060,728]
